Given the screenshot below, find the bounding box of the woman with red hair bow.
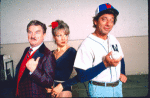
[46,20,76,97]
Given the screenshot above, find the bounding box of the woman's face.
[53,29,69,47]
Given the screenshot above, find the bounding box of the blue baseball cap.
[95,3,119,16]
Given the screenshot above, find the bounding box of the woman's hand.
[51,83,63,97]
[45,86,53,93]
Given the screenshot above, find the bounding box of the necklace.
[53,45,70,60]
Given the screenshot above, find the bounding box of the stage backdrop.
[1,0,148,44]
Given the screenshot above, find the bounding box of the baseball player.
[50,3,127,97]
[73,3,127,97]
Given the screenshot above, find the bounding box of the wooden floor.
[0,74,149,97]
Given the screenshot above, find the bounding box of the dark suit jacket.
[14,43,56,98]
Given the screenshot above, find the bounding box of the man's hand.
[120,74,127,83]
[51,83,63,97]
[103,51,122,67]
[26,57,40,72]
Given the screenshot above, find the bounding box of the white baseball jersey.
[74,33,124,82]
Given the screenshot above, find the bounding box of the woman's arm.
[50,52,122,97]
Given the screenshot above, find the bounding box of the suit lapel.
[32,49,44,61]
[32,43,45,60]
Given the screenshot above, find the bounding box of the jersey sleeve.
[62,61,106,88]
[73,43,94,70]
[121,58,125,75]
[114,36,126,75]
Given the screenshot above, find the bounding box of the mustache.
[30,37,36,40]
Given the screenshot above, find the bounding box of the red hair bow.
[51,22,58,29]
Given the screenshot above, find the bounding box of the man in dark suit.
[14,20,56,98]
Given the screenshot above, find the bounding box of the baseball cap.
[95,3,119,16]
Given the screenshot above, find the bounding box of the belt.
[53,80,65,87]
[54,80,65,83]
[90,80,119,87]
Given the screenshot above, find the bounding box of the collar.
[30,42,43,54]
[88,33,110,43]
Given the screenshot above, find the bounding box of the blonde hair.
[51,20,70,36]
